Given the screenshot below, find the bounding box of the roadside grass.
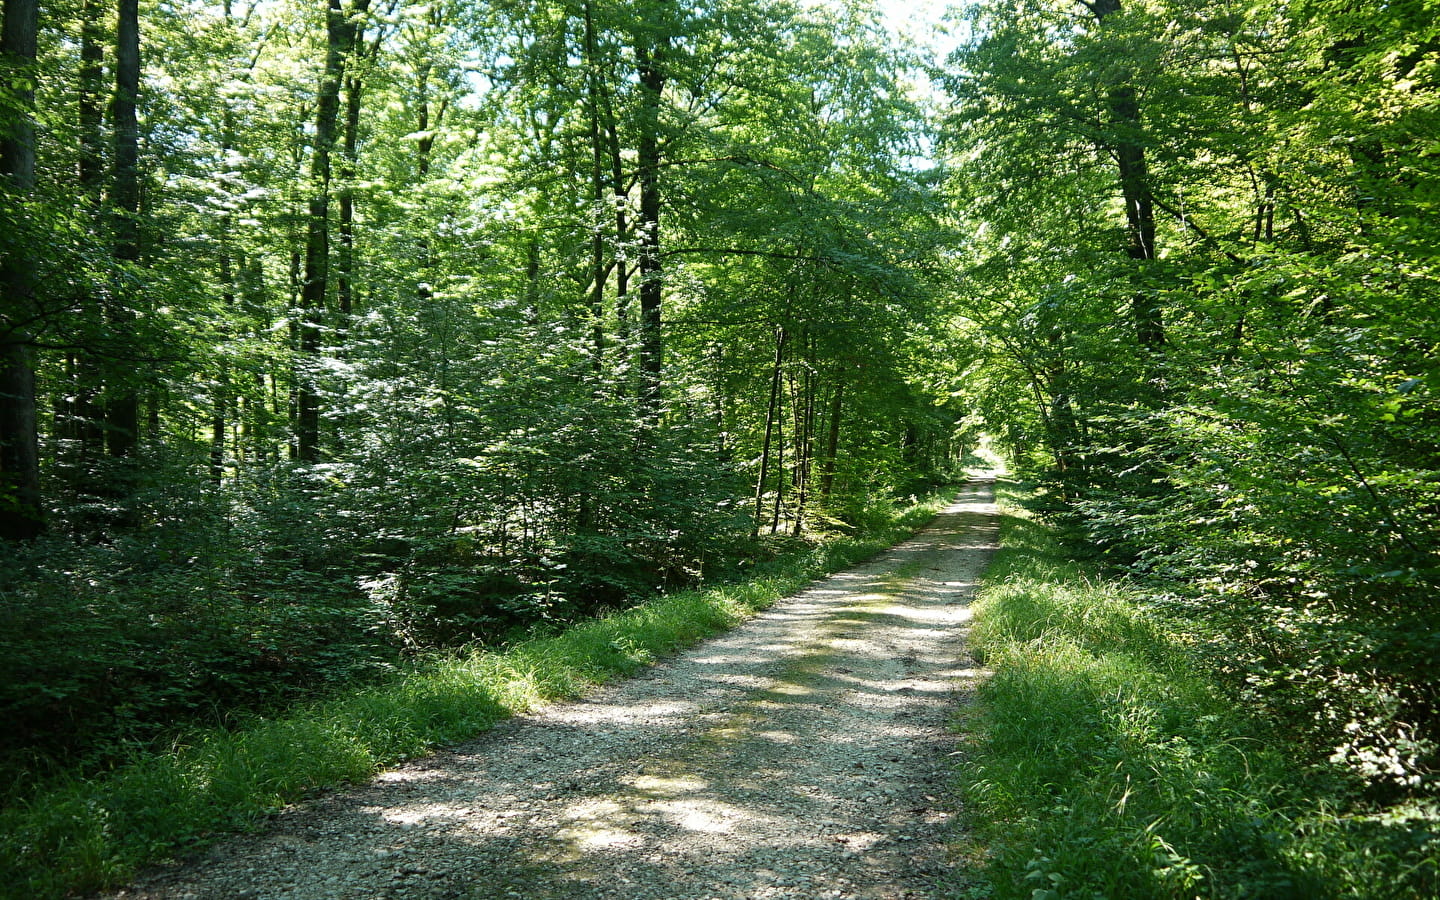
[955,481,1440,900]
[0,489,956,900]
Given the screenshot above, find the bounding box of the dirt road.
[110,480,998,900]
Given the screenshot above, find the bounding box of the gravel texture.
[105,480,998,900]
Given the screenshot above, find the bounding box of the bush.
[958,483,1440,900]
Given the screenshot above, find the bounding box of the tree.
[1084,0,1163,350]
[0,0,42,541]
[945,0,1440,786]
[0,0,968,791]
[106,0,142,464]
[295,0,373,462]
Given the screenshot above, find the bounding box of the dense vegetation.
[945,0,1439,800]
[1,0,1437,893]
[959,483,1438,899]
[1,490,955,898]
[1,0,964,782]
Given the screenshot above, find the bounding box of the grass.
[954,481,1440,900]
[0,488,956,900]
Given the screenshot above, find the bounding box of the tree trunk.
[634,17,668,414]
[210,2,243,486]
[0,0,43,540]
[770,391,785,534]
[66,0,106,456]
[1087,0,1164,351]
[590,12,628,345]
[583,0,608,372]
[605,112,628,340]
[414,46,446,307]
[107,0,141,462]
[819,378,843,501]
[336,74,361,327]
[790,347,814,537]
[753,326,785,535]
[297,0,369,463]
[209,228,233,486]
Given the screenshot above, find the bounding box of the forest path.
[109,480,999,900]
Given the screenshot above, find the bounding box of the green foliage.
[944,0,1440,795]
[957,483,1440,900]
[0,487,956,900]
[4,0,965,844]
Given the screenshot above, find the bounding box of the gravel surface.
[105,479,998,900]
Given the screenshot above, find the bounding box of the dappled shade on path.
[108,481,999,900]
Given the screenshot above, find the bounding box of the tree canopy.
[944,0,1440,791]
[0,0,964,770]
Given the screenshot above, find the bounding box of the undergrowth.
[953,481,1440,900]
[0,488,955,900]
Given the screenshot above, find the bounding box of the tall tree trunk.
[790,345,814,537]
[605,115,628,339]
[413,45,446,307]
[770,397,785,534]
[296,0,369,462]
[209,228,233,485]
[819,377,843,501]
[1043,327,1083,479]
[1086,0,1164,351]
[209,0,243,485]
[753,326,785,535]
[287,235,301,460]
[634,15,668,414]
[107,0,141,462]
[589,5,629,351]
[336,75,361,327]
[65,0,106,456]
[412,46,454,444]
[209,225,233,486]
[583,0,608,372]
[0,0,43,540]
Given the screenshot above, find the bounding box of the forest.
[1,0,1437,892]
[3,0,966,766]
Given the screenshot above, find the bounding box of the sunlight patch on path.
[106,480,1000,900]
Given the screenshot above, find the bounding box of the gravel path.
[106,480,998,900]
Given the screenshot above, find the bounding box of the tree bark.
[634,14,668,414]
[753,326,785,535]
[0,0,43,540]
[336,74,361,326]
[770,389,785,534]
[583,0,608,372]
[790,345,814,537]
[297,0,370,462]
[64,0,105,454]
[819,377,843,501]
[107,0,141,462]
[1086,0,1164,351]
[413,40,446,308]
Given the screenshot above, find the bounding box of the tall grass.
[955,482,1440,899]
[0,490,955,900]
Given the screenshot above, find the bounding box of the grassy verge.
[0,489,955,900]
[954,481,1440,900]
